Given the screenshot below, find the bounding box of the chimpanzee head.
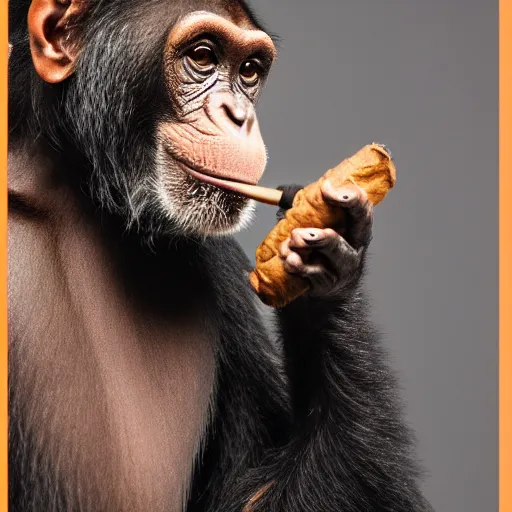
[9,0,277,239]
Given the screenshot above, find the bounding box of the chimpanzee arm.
[189,184,432,511]
[265,286,433,512]
[199,261,432,512]
[244,181,433,511]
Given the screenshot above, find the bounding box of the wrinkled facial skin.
[10,1,277,240]
[154,11,276,237]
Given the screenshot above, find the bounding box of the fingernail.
[304,231,326,244]
[337,192,354,203]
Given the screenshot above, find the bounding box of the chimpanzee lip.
[175,158,253,186]
[162,144,254,198]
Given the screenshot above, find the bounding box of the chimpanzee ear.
[28,0,84,83]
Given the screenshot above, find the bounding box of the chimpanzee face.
[23,1,276,238]
[155,10,276,236]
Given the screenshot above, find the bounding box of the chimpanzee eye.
[239,59,262,86]
[186,45,217,70]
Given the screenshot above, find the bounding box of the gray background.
[235,1,498,511]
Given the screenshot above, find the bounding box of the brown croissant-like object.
[249,143,397,308]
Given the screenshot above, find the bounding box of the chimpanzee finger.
[279,237,311,262]
[282,250,306,275]
[279,238,292,260]
[289,228,350,257]
[320,180,374,249]
[280,230,322,266]
[283,249,338,296]
[288,228,328,249]
[282,228,363,294]
[296,228,361,277]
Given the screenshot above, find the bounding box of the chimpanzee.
[8,1,433,511]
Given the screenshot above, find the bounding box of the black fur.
[8,0,433,510]
[185,239,432,512]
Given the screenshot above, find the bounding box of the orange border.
[501,1,511,511]
[1,0,7,510]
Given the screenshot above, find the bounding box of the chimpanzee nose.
[207,91,256,135]
[223,104,247,128]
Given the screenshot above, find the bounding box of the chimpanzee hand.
[278,180,373,298]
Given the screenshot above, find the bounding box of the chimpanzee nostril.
[223,104,245,128]
[206,91,256,133]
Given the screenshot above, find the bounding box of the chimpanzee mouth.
[160,141,255,203]
[175,160,253,196]
[172,160,250,209]
[162,158,255,236]
[157,146,255,234]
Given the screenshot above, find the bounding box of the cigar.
[194,143,396,308]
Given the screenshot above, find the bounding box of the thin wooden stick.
[185,167,283,205]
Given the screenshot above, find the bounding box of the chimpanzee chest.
[8,214,217,512]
